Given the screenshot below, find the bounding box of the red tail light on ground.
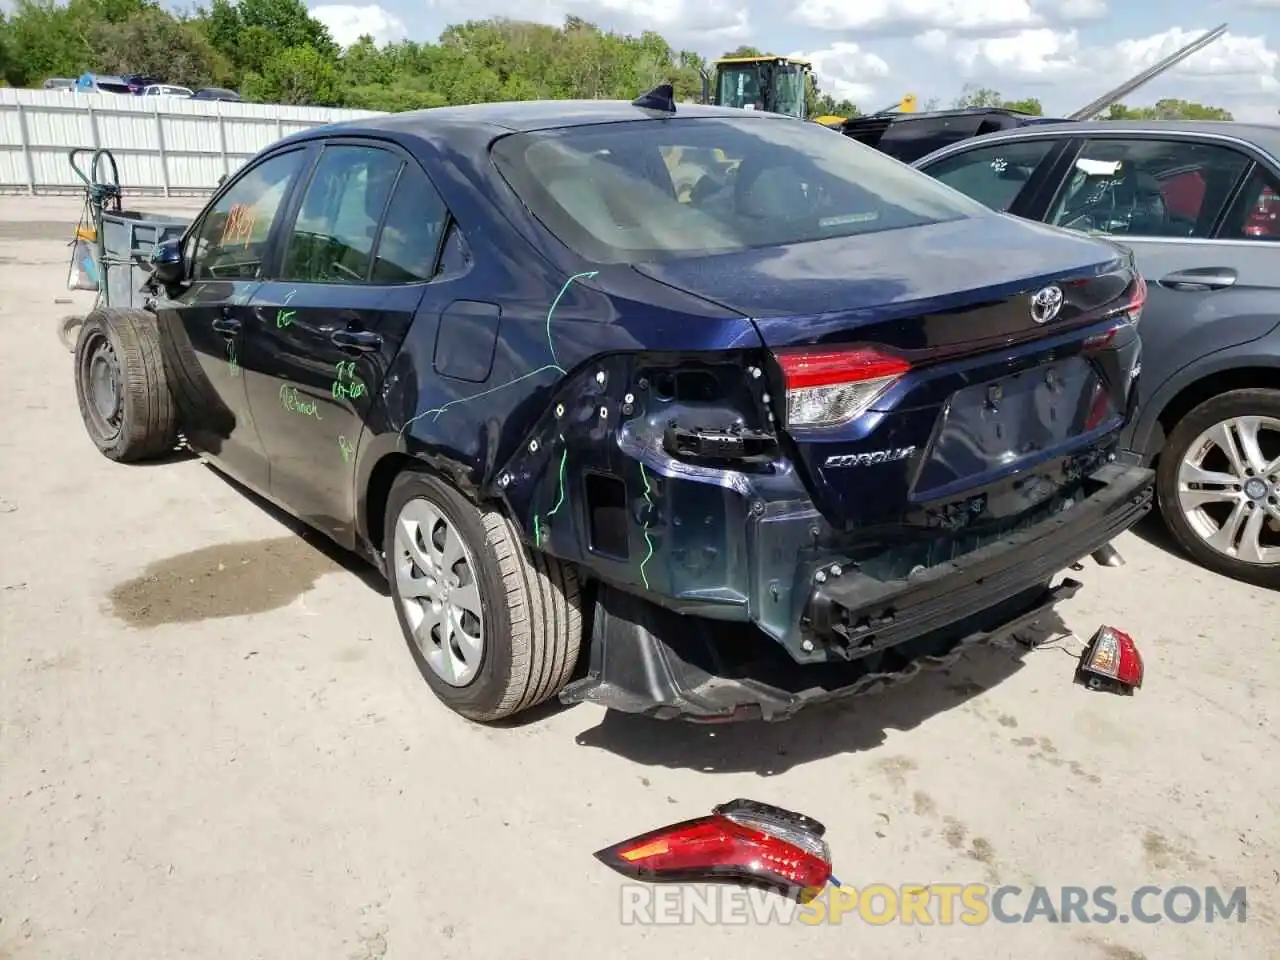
[594,799,833,900]
[1075,625,1144,694]
[774,346,911,428]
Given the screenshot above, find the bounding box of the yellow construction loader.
[697,55,914,124]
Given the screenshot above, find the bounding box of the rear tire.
[384,470,583,721]
[1156,388,1280,589]
[73,307,178,462]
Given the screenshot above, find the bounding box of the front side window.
[920,139,1057,212]
[281,145,403,284]
[1047,138,1250,238]
[491,116,986,264]
[190,149,306,281]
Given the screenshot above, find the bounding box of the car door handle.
[330,329,383,353]
[1158,267,1237,291]
[211,314,241,335]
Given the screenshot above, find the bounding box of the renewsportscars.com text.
[620,883,1248,926]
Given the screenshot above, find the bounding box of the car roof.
[328,98,792,136]
[927,119,1280,159]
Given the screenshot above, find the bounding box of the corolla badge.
[1030,284,1064,324]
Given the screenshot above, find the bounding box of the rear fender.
[1125,326,1280,460]
[491,350,814,628]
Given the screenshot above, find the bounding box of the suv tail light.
[774,346,911,428]
[594,799,833,900]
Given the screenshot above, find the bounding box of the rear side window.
[370,164,450,284]
[281,145,402,283]
[491,116,986,264]
[920,140,1057,212]
[1047,138,1249,238]
[1219,167,1280,241]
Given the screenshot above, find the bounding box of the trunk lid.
[635,215,1142,531]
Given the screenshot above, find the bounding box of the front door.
[243,141,456,545]
[157,147,310,491]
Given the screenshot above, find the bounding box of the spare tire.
[73,307,178,462]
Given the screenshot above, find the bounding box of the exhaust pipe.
[1091,543,1125,567]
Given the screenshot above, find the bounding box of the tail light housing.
[594,799,832,901]
[774,346,910,428]
[1075,625,1144,694]
[1085,272,1148,352]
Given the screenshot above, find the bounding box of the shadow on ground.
[571,611,1071,776]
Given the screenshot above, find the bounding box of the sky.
[306,0,1280,121]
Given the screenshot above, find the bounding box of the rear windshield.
[490,115,986,264]
[97,81,133,94]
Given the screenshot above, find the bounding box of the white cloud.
[418,0,749,44]
[312,4,409,47]
[575,0,749,38]
[793,42,890,104]
[794,0,1104,35]
[954,26,1280,98]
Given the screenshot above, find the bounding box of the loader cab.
[702,57,810,119]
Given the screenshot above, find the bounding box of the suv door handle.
[330,329,383,353]
[212,314,241,335]
[1158,267,1237,291]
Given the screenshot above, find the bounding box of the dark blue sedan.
[72,89,1153,722]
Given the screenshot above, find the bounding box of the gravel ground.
[1,196,1277,960]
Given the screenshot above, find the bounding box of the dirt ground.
[1,195,1278,960]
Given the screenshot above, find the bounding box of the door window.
[189,150,306,281]
[1047,138,1249,238]
[919,139,1057,212]
[281,144,403,284]
[1219,167,1280,241]
[369,163,451,284]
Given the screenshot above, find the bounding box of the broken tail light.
[1075,625,1144,694]
[775,346,911,428]
[594,799,832,901]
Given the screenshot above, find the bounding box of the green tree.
[1106,99,1233,121]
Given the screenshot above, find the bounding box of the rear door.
[1037,135,1277,441]
[243,139,460,544]
[157,146,310,491]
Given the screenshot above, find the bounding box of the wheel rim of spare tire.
[392,495,486,686]
[80,329,123,442]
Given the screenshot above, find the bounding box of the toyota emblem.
[1030,285,1064,325]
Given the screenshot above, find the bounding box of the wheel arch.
[1134,355,1280,465]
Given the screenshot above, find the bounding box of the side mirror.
[150,237,186,286]
[699,68,711,105]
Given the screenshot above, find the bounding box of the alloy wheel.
[1176,415,1280,566]
[392,497,486,686]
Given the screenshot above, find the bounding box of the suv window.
[281,145,403,284]
[1047,138,1250,238]
[1219,167,1280,241]
[920,140,1057,212]
[369,163,450,284]
[189,149,306,282]
[491,116,987,264]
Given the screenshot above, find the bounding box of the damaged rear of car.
[470,106,1152,722]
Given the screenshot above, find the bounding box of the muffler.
[1091,543,1125,567]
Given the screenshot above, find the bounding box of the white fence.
[0,89,386,197]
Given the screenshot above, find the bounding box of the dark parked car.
[71,92,1152,723]
[915,120,1280,588]
[190,87,242,102]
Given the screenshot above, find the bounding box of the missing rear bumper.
[806,462,1153,659]
[559,577,1081,722]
